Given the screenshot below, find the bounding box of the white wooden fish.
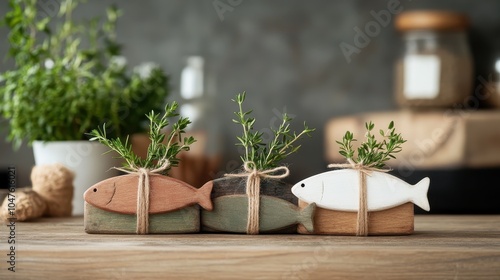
[291,169,430,212]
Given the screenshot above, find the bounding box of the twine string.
[114,159,170,234]
[225,162,290,234]
[328,159,389,236]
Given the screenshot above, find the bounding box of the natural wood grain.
[201,177,298,233]
[297,200,414,235]
[201,195,315,233]
[1,215,499,279]
[84,174,213,214]
[207,176,297,203]
[84,203,200,234]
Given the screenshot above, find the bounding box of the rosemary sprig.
[232,92,315,170]
[88,101,196,175]
[336,121,406,169]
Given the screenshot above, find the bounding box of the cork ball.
[31,163,74,217]
[0,188,47,221]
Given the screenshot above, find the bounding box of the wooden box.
[325,110,500,169]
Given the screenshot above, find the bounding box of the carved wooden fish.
[292,169,430,212]
[202,195,316,233]
[84,174,213,214]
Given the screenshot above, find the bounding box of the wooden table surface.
[1,215,499,279]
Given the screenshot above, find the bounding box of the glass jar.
[394,10,474,108]
[482,58,500,108]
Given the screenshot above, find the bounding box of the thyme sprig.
[88,102,195,175]
[232,92,315,170]
[336,121,406,169]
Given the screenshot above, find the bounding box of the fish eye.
[301,183,305,188]
[93,188,97,192]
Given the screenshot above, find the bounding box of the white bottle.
[180,56,204,125]
[173,56,221,187]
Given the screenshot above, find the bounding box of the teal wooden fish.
[201,195,316,233]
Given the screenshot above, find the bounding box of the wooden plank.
[84,174,212,214]
[207,176,297,203]
[201,195,315,233]
[84,202,200,234]
[3,215,500,279]
[297,200,414,235]
[201,176,298,233]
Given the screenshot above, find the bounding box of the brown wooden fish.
[84,174,213,214]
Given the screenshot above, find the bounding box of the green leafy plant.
[0,0,169,148]
[88,102,195,175]
[232,91,315,170]
[336,121,406,169]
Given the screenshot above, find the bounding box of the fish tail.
[412,177,430,211]
[197,181,214,211]
[298,202,316,233]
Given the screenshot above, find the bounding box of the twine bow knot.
[225,162,290,234]
[328,158,389,236]
[114,159,171,234]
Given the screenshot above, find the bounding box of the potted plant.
[200,92,316,234]
[84,102,211,234]
[292,121,431,236]
[0,0,170,215]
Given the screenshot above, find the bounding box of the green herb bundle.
[88,102,195,175]
[232,92,315,170]
[336,121,406,169]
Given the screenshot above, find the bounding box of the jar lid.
[395,10,469,31]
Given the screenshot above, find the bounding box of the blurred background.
[1,0,500,214]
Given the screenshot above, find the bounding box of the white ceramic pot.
[33,140,122,216]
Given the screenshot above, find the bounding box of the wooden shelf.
[325,110,500,169]
[2,215,499,279]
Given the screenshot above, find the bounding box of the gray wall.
[2,0,500,187]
